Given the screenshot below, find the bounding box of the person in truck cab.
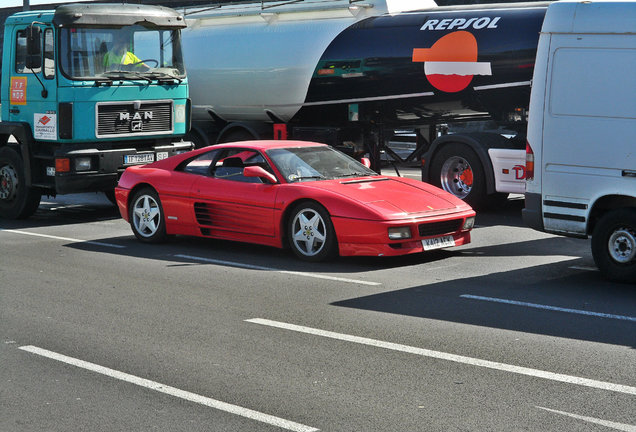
[103,32,148,70]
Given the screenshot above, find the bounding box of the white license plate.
[422,235,456,251]
[124,153,155,164]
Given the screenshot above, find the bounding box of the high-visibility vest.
[104,51,142,67]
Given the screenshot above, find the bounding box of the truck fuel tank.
[183,1,548,124]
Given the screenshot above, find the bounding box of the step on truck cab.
[523,1,636,282]
[0,3,192,219]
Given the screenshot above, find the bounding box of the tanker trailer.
[181,0,548,208]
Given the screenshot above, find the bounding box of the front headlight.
[74,157,92,171]
[462,216,475,230]
[388,226,412,240]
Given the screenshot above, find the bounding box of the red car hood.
[305,177,466,217]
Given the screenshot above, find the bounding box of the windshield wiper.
[102,71,152,83]
[146,71,183,84]
[336,172,370,178]
[293,175,327,182]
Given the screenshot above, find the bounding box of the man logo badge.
[131,120,143,132]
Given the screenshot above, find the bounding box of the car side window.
[181,149,220,176]
[212,149,272,183]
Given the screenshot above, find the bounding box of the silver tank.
[182,0,436,122]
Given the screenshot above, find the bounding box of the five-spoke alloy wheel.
[129,187,167,243]
[288,202,336,262]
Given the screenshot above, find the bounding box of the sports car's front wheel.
[129,188,167,243]
[288,202,337,262]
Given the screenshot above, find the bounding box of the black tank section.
[300,3,547,126]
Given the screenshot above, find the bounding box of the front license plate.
[124,153,154,165]
[422,235,456,251]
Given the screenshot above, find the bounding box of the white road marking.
[174,254,381,286]
[19,345,319,432]
[246,318,636,396]
[460,294,636,322]
[537,407,636,431]
[0,229,125,249]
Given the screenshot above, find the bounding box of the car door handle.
[622,170,636,178]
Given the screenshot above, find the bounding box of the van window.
[550,48,636,119]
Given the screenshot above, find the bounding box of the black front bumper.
[38,141,193,194]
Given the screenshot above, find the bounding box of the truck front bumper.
[47,141,193,194]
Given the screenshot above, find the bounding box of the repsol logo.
[420,16,501,31]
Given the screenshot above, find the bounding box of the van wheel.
[0,146,41,220]
[592,209,636,282]
[430,143,487,209]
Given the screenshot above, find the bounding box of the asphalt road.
[1,192,635,432]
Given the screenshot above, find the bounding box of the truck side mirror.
[25,24,42,70]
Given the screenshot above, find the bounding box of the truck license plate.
[422,235,456,251]
[124,154,155,164]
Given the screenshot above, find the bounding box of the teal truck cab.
[0,3,192,219]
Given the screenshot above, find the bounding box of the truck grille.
[96,101,173,137]
[418,219,463,237]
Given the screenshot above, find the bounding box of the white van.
[523,1,636,282]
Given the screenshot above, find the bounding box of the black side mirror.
[25,24,42,70]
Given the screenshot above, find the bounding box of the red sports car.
[115,141,475,261]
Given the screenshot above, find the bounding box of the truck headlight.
[388,226,412,240]
[75,157,92,171]
[462,217,475,230]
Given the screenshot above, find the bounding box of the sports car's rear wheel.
[288,202,337,262]
[129,187,167,243]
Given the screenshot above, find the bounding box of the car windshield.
[59,25,185,80]
[266,146,376,183]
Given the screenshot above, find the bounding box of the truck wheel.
[288,202,337,262]
[0,147,41,220]
[430,143,487,209]
[218,129,255,144]
[129,187,167,243]
[592,209,636,283]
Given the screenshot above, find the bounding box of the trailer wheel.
[218,129,255,144]
[592,208,636,283]
[430,143,487,209]
[287,202,337,262]
[129,187,167,243]
[0,147,41,220]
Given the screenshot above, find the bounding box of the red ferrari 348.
[115,141,475,261]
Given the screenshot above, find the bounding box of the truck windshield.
[59,25,185,81]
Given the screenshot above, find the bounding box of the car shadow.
[331,263,636,348]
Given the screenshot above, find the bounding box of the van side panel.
[539,35,636,236]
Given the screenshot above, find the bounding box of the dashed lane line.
[174,254,381,286]
[246,318,636,396]
[19,345,319,432]
[537,407,636,431]
[460,294,636,322]
[0,229,125,249]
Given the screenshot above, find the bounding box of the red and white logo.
[412,31,492,93]
[38,115,51,125]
